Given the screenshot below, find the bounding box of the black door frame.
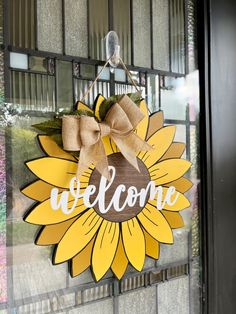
[199,0,236,313]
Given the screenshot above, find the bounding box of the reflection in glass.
[37,0,63,53]
[65,0,88,57]
[56,61,73,111]
[11,71,55,111]
[132,0,151,68]
[160,76,187,120]
[89,0,108,60]
[152,0,170,71]
[113,0,131,64]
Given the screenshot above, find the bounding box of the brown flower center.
[89,153,150,222]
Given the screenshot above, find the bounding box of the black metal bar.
[158,75,161,110]
[87,0,90,58]
[62,0,66,55]
[108,0,114,31]
[3,0,11,101]
[184,0,189,74]
[150,0,154,69]
[130,0,134,66]
[7,45,186,78]
[168,0,172,72]
[34,0,38,50]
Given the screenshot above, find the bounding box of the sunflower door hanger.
[22,38,192,282]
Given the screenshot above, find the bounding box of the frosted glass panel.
[10,52,28,70]
[69,299,113,314]
[153,0,170,71]
[157,229,189,265]
[65,0,88,57]
[132,0,151,68]
[37,0,63,53]
[158,277,189,314]
[118,287,156,314]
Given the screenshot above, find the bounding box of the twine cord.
[81,56,142,102]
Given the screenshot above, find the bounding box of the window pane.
[89,0,108,60]
[56,61,73,111]
[74,79,110,106]
[9,0,35,49]
[10,71,55,111]
[37,0,63,53]
[147,74,159,113]
[132,0,151,68]
[113,0,131,64]
[152,0,170,71]
[65,0,88,57]
[157,277,189,314]
[171,0,185,73]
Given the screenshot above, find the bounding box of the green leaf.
[127,91,142,104]
[50,133,63,147]
[59,109,95,117]
[32,119,62,135]
[99,92,142,120]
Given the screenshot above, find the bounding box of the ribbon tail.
[93,140,111,181]
[112,133,152,173]
[76,146,95,178]
[76,140,110,181]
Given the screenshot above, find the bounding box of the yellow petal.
[26,157,89,188]
[21,180,63,202]
[138,203,173,244]
[111,237,128,279]
[161,210,184,229]
[54,209,102,264]
[92,221,119,281]
[165,177,193,193]
[71,237,95,277]
[102,136,117,156]
[136,99,149,140]
[147,111,164,139]
[148,188,190,211]
[159,143,186,161]
[38,135,76,161]
[94,94,105,122]
[24,195,87,225]
[121,218,145,271]
[143,228,159,259]
[76,101,94,113]
[140,126,176,167]
[36,217,77,245]
[150,159,192,185]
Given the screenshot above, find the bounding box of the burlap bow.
[62,95,152,179]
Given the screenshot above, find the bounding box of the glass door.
[0,0,201,313]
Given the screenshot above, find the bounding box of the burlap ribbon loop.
[62,95,152,179]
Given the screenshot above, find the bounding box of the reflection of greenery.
[7,221,38,246]
[8,126,40,189]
